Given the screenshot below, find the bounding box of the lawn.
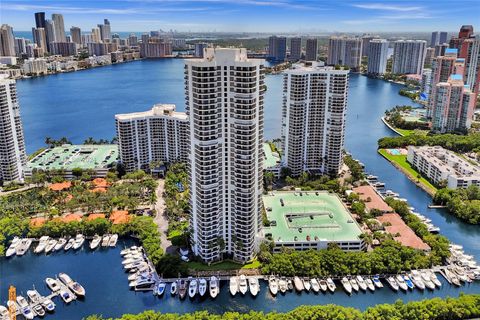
[378,149,438,195]
[395,128,429,137]
[187,259,261,271]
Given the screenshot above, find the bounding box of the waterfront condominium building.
[462,34,480,95]
[50,42,77,56]
[70,27,81,45]
[392,40,427,75]
[449,25,474,50]
[431,31,448,46]
[282,63,349,177]
[289,37,301,61]
[44,20,56,52]
[185,48,265,263]
[0,24,16,56]
[115,104,189,172]
[327,36,362,71]
[431,74,475,133]
[361,35,379,57]
[268,36,287,61]
[367,39,389,76]
[32,27,47,53]
[52,14,66,43]
[305,38,318,61]
[0,75,27,182]
[99,19,112,41]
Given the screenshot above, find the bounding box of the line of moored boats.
[5,234,119,257]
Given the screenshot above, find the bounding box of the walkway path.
[154,179,176,255]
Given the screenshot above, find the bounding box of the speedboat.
[178,279,187,299]
[209,276,219,298]
[229,276,238,296]
[15,238,32,256]
[341,277,352,294]
[287,279,293,291]
[365,278,375,291]
[303,278,311,291]
[109,234,118,247]
[318,279,327,292]
[90,235,102,250]
[170,280,178,296]
[16,296,34,320]
[248,277,259,297]
[59,273,86,296]
[326,278,336,293]
[386,276,399,291]
[293,276,304,292]
[44,239,58,254]
[34,236,49,253]
[349,277,359,292]
[42,298,56,312]
[46,277,61,291]
[59,289,74,303]
[72,234,85,250]
[32,304,45,317]
[198,278,207,297]
[372,275,383,288]
[64,238,75,251]
[410,271,425,290]
[420,271,435,290]
[310,278,320,293]
[395,275,408,291]
[268,275,278,296]
[26,289,41,303]
[155,282,166,296]
[238,275,248,295]
[134,278,155,290]
[54,238,67,251]
[429,271,442,287]
[101,234,110,247]
[0,306,9,319]
[403,274,414,289]
[188,278,197,298]
[6,237,19,257]
[356,275,367,291]
[278,277,288,293]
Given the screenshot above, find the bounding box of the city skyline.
[2,0,479,33]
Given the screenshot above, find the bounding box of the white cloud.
[353,3,423,11]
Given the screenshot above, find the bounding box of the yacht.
[341,277,352,294]
[134,277,155,290]
[198,278,207,297]
[16,296,34,320]
[34,236,49,254]
[326,278,336,293]
[428,271,442,287]
[26,289,41,303]
[59,273,86,296]
[178,279,187,299]
[121,246,139,256]
[365,278,375,291]
[170,280,178,296]
[64,238,75,251]
[293,276,304,292]
[318,279,327,292]
[278,277,288,293]
[303,278,311,291]
[125,261,148,271]
[188,278,198,298]
[0,306,9,319]
[155,282,166,296]
[6,237,20,257]
[403,274,414,289]
[32,304,45,317]
[420,271,435,290]
[349,277,359,292]
[268,275,278,296]
[410,271,425,290]
[44,239,58,254]
[122,256,144,265]
[229,276,238,296]
[45,277,61,291]
[372,275,383,288]
[209,276,219,298]
[109,234,119,247]
[42,298,56,312]
[356,275,367,291]
[101,234,110,247]
[386,276,399,291]
[248,277,259,297]
[54,238,67,251]
[90,235,102,250]
[310,278,320,293]
[15,238,32,256]
[395,275,408,291]
[59,289,75,303]
[238,275,248,295]
[452,266,470,283]
[72,234,85,250]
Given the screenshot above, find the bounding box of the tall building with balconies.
[367,39,388,75]
[327,36,362,71]
[185,48,265,263]
[282,63,349,177]
[289,37,301,61]
[305,38,318,61]
[0,24,16,57]
[52,14,66,43]
[115,104,189,172]
[392,40,427,75]
[427,49,458,117]
[0,75,27,182]
[268,36,287,61]
[462,34,480,95]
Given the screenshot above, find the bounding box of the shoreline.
[381,116,405,136]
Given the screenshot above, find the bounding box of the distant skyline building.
[91,27,101,43]
[327,36,362,71]
[431,31,448,46]
[449,25,474,49]
[87,42,108,56]
[392,40,427,75]
[0,75,27,183]
[115,104,189,172]
[289,37,301,61]
[128,33,138,46]
[32,27,47,53]
[50,42,77,56]
[305,38,318,61]
[98,19,111,41]
[424,47,435,67]
[194,43,207,58]
[462,34,480,95]
[0,24,16,56]
[140,41,172,58]
[44,19,56,51]
[361,35,379,57]
[70,27,81,45]
[268,36,287,61]
[185,48,265,263]
[34,12,45,29]
[434,43,449,57]
[52,13,66,43]
[282,63,349,177]
[14,37,27,56]
[367,39,389,75]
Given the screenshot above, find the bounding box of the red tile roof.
[87,213,106,221]
[49,181,72,191]
[353,185,394,213]
[377,213,430,251]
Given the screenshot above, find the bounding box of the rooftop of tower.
[115,104,187,121]
[185,47,264,65]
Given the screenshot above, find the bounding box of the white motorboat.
[341,277,352,294]
[178,279,187,299]
[318,279,327,292]
[248,277,259,297]
[6,237,19,257]
[16,296,34,320]
[42,298,55,312]
[326,278,336,292]
[188,278,197,298]
[372,275,383,288]
[32,304,45,317]
[303,278,311,291]
[72,234,85,250]
[108,234,119,247]
[44,239,58,254]
[356,275,367,291]
[229,276,238,296]
[170,280,178,296]
[365,278,375,291]
[122,257,144,265]
[26,289,42,303]
[445,268,461,286]
[15,238,32,256]
[46,277,61,291]
[59,273,86,296]
[278,277,288,293]
[293,276,304,292]
[155,282,166,296]
[59,289,75,303]
[428,271,442,287]
[287,279,293,291]
[395,275,408,291]
[89,235,102,250]
[121,246,139,256]
[238,275,248,295]
[198,278,207,297]
[0,306,9,320]
[125,261,148,271]
[128,271,150,281]
[209,276,219,298]
[54,238,67,251]
[268,275,278,296]
[386,276,399,291]
[101,234,110,247]
[452,266,470,283]
[34,236,49,254]
[130,277,155,289]
[420,271,436,290]
[310,278,320,293]
[410,271,425,290]
[349,278,359,292]
[64,238,75,251]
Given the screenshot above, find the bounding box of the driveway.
[154,179,177,255]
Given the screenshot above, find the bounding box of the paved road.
[154,179,176,255]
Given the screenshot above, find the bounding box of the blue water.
[1,60,479,319]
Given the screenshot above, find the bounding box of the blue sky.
[2,0,479,33]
